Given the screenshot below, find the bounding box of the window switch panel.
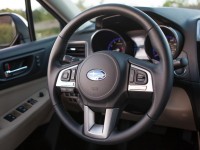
[4,114,16,122]
[27,98,38,105]
[16,105,27,113]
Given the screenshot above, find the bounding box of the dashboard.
[68,7,200,82]
[69,8,200,82]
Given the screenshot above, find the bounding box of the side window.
[31,0,60,40]
[0,0,61,49]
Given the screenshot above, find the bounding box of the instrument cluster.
[91,26,183,61]
[91,29,137,56]
[145,26,183,61]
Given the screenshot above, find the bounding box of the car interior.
[0,0,200,150]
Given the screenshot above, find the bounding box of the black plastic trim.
[25,0,36,41]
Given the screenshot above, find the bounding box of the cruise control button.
[71,69,76,80]
[61,70,71,81]
[129,68,135,83]
[135,70,147,85]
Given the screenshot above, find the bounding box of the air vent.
[66,42,86,58]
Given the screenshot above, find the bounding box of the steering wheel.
[48,4,173,145]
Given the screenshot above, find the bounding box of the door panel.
[0,78,53,150]
[0,37,56,150]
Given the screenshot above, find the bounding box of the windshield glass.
[71,0,200,10]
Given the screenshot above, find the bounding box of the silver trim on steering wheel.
[84,106,119,139]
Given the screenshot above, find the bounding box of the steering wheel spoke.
[84,105,119,139]
[56,64,78,91]
[126,59,155,111]
[128,63,153,93]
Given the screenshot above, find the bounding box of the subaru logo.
[87,69,106,81]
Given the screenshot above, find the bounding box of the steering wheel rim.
[48,4,173,145]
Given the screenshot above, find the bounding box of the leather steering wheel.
[48,4,173,145]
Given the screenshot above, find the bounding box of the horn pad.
[77,52,120,101]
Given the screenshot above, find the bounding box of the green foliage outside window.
[32,7,60,40]
[0,6,60,41]
[163,0,200,9]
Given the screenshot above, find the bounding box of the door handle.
[4,66,28,77]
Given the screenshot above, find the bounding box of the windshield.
[71,0,200,10]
